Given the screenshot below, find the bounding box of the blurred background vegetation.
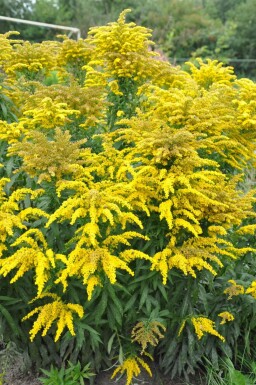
[0,0,256,79]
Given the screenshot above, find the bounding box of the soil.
[2,364,204,385]
[1,349,204,385]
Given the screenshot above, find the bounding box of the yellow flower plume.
[22,293,84,342]
[111,355,152,385]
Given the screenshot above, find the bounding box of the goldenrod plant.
[0,10,256,384]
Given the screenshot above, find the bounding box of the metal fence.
[0,16,81,40]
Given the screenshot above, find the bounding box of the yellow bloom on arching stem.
[55,245,134,294]
[0,185,44,245]
[191,316,225,342]
[0,229,55,296]
[111,355,152,385]
[224,279,245,299]
[218,311,235,325]
[22,293,84,342]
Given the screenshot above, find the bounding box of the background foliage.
[0,0,256,78]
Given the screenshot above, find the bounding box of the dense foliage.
[1,0,256,78]
[0,10,256,385]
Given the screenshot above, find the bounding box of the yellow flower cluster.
[178,315,225,341]
[10,128,88,182]
[111,355,152,385]
[191,316,225,342]
[187,58,236,89]
[20,97,80,130]
[86,9,157,81]
[0,32,21,67]
[218,311,235,324]
[4,40,58,80]
[57,35,93,68]
[0,229,54,296]
[22,293,84,341]
[224,280,245,299]
[0,184,44,245]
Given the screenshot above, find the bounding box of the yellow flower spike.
[22,295,84,342]
[191,316,225,342]
[136,357,152,377]
[218,311,235,324]
[86,276,102,300]
[111,355,152,385]
[56,35,92,69]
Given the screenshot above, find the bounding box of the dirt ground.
[1,350,203,385]
[3,365,204,385]
[3,370,157,385]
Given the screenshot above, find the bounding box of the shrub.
[0,9,256,384]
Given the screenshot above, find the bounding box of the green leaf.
[118,345,124,364]
[107,332,116,355]
[94,291,108,324]
[139,284,149,310]
[124,293,137,312]
[229,369,247,385]
[107,284,123,315]
[0,102,8,119]
[0,304,20,337]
